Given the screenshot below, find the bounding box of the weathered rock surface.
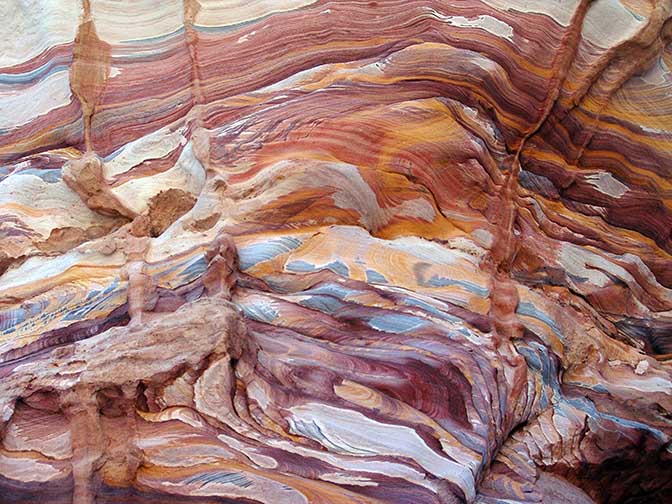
[1,1,671,503]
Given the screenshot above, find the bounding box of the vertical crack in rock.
[61,385,104,504]
[490,0,591,341]
[486,0,590,392]
[70,0,111,154]
[183,0,204,109]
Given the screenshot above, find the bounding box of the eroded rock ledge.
[1,1,671,503]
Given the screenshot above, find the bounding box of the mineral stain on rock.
[0,1,671,504]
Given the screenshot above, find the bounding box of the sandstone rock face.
[1,1,671,503]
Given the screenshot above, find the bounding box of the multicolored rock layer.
[1,1,671,503]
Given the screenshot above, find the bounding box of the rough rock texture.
[1,1,672,503]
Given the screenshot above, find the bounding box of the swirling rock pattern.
[1,1,671,503]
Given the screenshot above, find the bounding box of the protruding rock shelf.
[0,1,671,503]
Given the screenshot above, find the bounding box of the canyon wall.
[1,1,671,503]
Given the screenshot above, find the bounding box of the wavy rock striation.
[1,1,671,503]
